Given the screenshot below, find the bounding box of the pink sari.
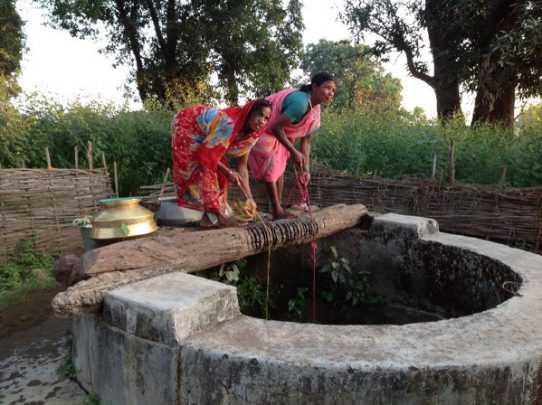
[248,88,320,182]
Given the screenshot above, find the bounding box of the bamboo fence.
[141,170,542,252]
[0,168,114,262]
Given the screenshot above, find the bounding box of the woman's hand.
[292,150,305,168]
[244,198,257,217]
[299,171,311,185]
[227,170,243,186]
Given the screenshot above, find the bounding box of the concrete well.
[71,214,542,404]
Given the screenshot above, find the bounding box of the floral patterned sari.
[171,101,263,214]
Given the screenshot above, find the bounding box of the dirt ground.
[0,288,87,404]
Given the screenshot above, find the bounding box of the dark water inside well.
[236,271,446,325]
[208,228,520,326]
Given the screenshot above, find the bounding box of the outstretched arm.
[236,154,253,201]
[298,134,312,183]
[271,115,305,167]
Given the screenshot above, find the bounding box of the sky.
[16,0,439,116]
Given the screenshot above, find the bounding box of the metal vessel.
[156,196,203,227]
[91,197,157,240]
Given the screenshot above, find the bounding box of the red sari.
[171,101,263,214]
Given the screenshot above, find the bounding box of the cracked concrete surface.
[72,214,542,404]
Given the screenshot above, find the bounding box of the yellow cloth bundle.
[230,200,257,222]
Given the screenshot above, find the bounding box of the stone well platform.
[71,214,542,404]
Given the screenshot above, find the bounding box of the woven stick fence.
[140,170,542,252]
[0,168,114,262]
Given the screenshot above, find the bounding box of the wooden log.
[53,267,174,316]
[54,254,80,286]
[52,204,368,316]
[69,203,367,282]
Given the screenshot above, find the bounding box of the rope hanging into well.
[292,164,318,322]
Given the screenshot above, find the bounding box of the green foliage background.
[0,238,57,310]
[3,96,174,195]
[313,108,542,187]
[2,96,542,194]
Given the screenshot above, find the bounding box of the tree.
[465,0,541,128]
[341,0,466,119]
[341,0,542,129]
[301,39,402,111]
[0,0,25,97]
[36,0,304,104]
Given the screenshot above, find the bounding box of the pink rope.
[293,165,318,321]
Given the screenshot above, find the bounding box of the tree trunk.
[434,78,462,119]
[425,0,463,119]
[471,59,516,130]
[115,0,149,102]
[470,0,519,130]
[488,84,515,129]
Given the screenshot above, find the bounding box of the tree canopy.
[36,0,304,104]
[0,0,25,98]
[0,0,24,76]
[301,39,402,111]
[341,0,542,129]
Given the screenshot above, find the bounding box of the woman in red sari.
[171,99,272,228]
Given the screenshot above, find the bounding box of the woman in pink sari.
[248,72,336,218]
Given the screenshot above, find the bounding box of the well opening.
[72,214,542,404]
[203,228,521,325]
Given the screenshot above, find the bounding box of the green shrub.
[0,238,57,309]
[3,94,542,193]
[312,108,542,187]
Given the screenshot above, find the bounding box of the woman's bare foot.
[200,213,247,229]
[199,213,216,228]
[273,207,297,220]
[218,215,248,228]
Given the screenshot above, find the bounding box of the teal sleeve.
[281,91,309,124]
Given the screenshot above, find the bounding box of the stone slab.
[72,313,180,405]
[370,213,439,237]
[103,272,240,346]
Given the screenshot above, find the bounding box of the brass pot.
[91,197,157,240]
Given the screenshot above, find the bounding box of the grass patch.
[57,351,78,380]
[84,392,101,405]
[0,238,59,311]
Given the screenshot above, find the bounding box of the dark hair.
[247,98,272,117]
[299,72,335,93]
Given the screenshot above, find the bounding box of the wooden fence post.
[87,141,93,170]
[101,151,109,176]
[159,168,171,200]
[447,140,455,185]
[499,166,507,191]
[431,154,437,178]
[45,147,52,170]
[113,161,119,197]
[74,146,79,170]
